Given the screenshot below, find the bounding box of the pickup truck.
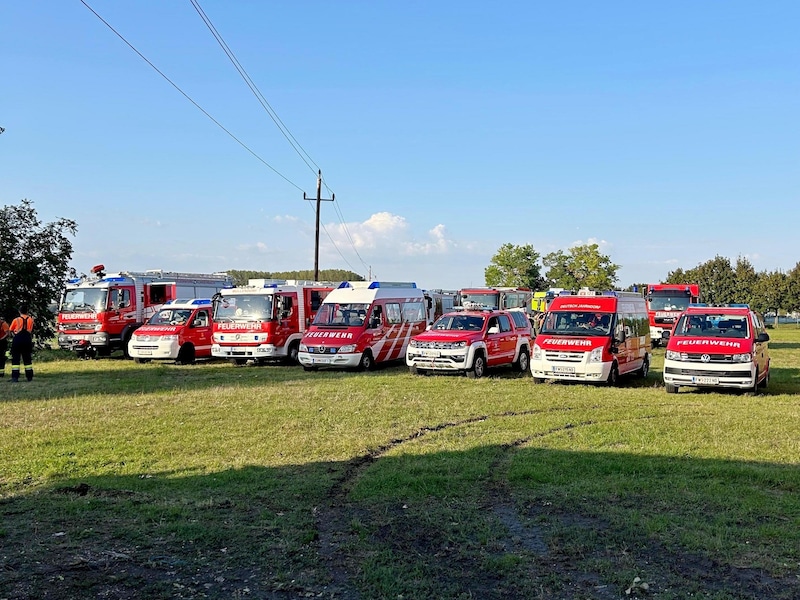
[406,309,532,378]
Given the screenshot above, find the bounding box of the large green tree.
[484,243,544,288]
[0,199,77,343]
[751,270,787,322]
[543,243,619,290]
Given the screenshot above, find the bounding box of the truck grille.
[543,350,584,362]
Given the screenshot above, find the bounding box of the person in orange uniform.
[0,314,10,378]
[9,304,34,382]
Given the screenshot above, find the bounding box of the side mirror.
[661,331,671,341]
[756,332,770,343]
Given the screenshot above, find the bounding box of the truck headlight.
[339,344,356,353]
[665,350,684,361]
[732,352,752,363]
[589,347,603,363]
[532,343,542,360]
[299,343,308,352]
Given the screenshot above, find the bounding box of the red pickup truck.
[406,309,532,378]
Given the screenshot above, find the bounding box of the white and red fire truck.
[645,283,701,346]
[57,264,232,357]
[211,280,334,364]
[298,281,428,371]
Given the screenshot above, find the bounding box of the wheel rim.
[475,357,485,377]
[520,352,529,372]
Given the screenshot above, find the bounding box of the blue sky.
[2,1,798,290]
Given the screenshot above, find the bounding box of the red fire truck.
[645,284,701,347]
[57,264,233,357]
[211,279,334,365]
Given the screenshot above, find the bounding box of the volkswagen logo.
[701,354,710,363]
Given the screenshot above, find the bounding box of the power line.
[79,0,305,193]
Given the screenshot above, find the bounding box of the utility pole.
[303,170,334,281]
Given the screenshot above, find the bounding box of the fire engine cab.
[127,299,214,364]
[57,264,232,357]
[211,279,334,365]
[645,284,701,347]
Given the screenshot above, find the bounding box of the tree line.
[485,242,800,316]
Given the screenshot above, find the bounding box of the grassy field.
[1,327,799,599]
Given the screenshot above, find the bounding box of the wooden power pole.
[303,170,334,281]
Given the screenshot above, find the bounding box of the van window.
[385,303,402,325]
[403,301,426,323]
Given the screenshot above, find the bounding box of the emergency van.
[662,305,770,394]
[298,281,428,371]
[530,289,651,385]
[211,279,334,364]
[58,264,232,357]
[645,283,701,346]
[127,298,214,364]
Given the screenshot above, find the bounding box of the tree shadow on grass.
[2,440,798,600]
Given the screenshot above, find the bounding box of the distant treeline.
[226,269,364,287]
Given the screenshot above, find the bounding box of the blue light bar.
[100,276,127,283]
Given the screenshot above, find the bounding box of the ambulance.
[211,279,334,365]
[298,281,428,370]
[530,289,651,385]
[127,298,214,364]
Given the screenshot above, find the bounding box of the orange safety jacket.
[10,315,34,334]
[0,320,10,340]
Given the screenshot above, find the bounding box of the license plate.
[139,350,152,356]
[421,350,440,358]
[313,357,331,364]
[553,366,575,373]
[693,376,719,384]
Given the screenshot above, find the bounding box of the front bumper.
[298,351,361,369]
[212,343,282,359]
[663,361,755,389]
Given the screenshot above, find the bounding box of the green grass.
[1,327,799,599]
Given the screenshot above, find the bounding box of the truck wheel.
[359,350,375,371]
[665,383,679,394]
[758,363,770,389]
[606,363,619,386]
[467,353,486,379]
[514,348,530,374]
[176,344,195,365]
[637,356,650,378]
[747,369,760,396]
[285,341,300,365]
[133,357,150,364]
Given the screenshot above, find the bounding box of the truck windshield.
[149,308,193,326]
[313,303,370,327]
[459,293,499,309]
[61,288,108,313]
[540,311,613,336]
[674,314,749,338]
[430,314,485,331]
[213,295,273,321]
[647,293,691,311]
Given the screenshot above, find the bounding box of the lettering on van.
[559,303,603,310]
[546,339,593,347]
[675,339,743,349]
[305,331,355,340]
[218,322,259,330]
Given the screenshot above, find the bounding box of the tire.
[133,357,150,364]
[747,369,759,396]
[514,347,530,374]
[758,362,770,389]
[359,351,374,371]
[176,344,195,365]
[637,356,650,379]
[230,358,247,366]
[285,341,300,365]
[409,365,421,376]
[665,383,679,394]
[606,363,619,386]
[532,377,545,384]
[467,352,486,379]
